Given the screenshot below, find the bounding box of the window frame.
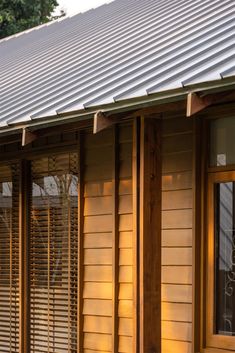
[207,171,235,351]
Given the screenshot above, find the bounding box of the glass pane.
[30,154,78,353]
[210,117,235,166]
[215,182,235,335]
[0,164,19,352]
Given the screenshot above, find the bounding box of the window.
[0,154,79,353]
[30,154,78,353]
[210,117,235,167]
[0,164,20,353]
[206,117,235,351]
[0,125,136,353]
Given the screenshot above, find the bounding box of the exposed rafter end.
[186,90,235,117]
[22,128,38,146]
[93,111,119,134]
[186,92,211,117]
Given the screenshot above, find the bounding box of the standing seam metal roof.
[0,0,235,129]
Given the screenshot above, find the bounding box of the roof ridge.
[0,1,113,44]
[0,17,68,44]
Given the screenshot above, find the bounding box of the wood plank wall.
[82,124,135,353]
[161,116,194,353]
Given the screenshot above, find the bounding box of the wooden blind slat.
[30,153,78,353]
[0,164,20,353]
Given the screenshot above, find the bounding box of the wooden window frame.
[206,171,235,352]
[0,123,141,353]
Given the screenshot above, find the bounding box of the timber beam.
[21,119,93,146]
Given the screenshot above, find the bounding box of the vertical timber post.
[78,132,85,353]
[139,116,161,353]
[112,125,119,353]
[19,160,30,353]
[133,119,140,353]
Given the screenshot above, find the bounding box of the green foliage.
[0,0,63,39]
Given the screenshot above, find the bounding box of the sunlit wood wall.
[82,123,136,353]
[161,116,194,353]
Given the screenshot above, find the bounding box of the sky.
[55,0,114,16]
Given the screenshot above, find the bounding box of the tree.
[0,0,65,39]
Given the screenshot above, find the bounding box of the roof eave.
[1,77,235,138]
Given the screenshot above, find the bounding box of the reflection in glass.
[0,164,19,352]
[30,154,78,353]
[210,117,235,167]
[215,182,235,335]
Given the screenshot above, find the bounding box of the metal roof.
[0,0,235,131]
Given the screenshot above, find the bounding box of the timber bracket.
[22,128,38,147]
[187,89,235,117]
[93,111,119,134]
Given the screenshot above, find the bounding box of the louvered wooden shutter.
[0,164,20,353]
[30,154,78,353]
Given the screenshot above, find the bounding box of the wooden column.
[133,119,140,353]
[112,126,119,353]
[139,117,161,353]
[78,133,85,353]
[19,160,31,353]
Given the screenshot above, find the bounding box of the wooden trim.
[68,202,72,350]
[206,171,235,351]
[132,118,140,353]
[19,160,31,353]
[208,164,235,173]
[139,116,161,353]
[112,126,119,353]
[0,138,80,162]
[78,133,85,353]
[203,348,235,353]
[201,119,209,352]
[192,117,202,352]
[130,100,186,119]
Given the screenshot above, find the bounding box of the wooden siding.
[83,124,135,353]
[162,116,194,353]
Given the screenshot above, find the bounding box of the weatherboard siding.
[83,124,135,353]
[161,116,194,353]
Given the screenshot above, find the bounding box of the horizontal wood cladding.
[162,284,192,303]
[83,300,112,317]
[162,248,192,265]
[162,171,192,191]
[162,339,192,353]
[162,266,192,284]
[162,116,194,353]
[162,321,192,341]
[162,189,193,210]
[162,209,193,229]
[162,303,192,322]
[162,229,192,247]
[83,123,135,353]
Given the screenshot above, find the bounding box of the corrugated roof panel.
[221,66,235,78]
[0,0,235,129]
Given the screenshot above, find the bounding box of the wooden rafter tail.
[186,89,235,117]
[186,92,211,117]
[22,128,38,146]
[93,111,119,134]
